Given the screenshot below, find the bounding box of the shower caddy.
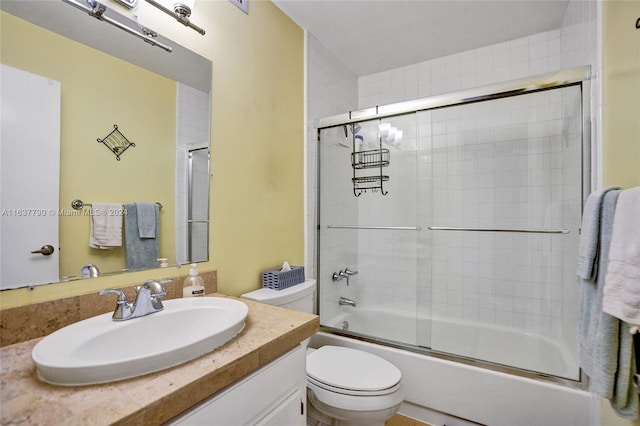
[350,123,389,196]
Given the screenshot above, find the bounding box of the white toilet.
[241,279,403,426]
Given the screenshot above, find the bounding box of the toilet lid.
[306,346,401,392]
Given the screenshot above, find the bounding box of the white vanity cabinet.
[168,345,306,426]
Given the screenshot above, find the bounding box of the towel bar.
[428,226,569,234]
[71,199,163,210]
[327,225,421,231]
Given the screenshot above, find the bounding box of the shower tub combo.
[315,67,594,426]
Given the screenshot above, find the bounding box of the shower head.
[352,123,362,134]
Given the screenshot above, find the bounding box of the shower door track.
[316,67,590,128]
[318,326,587,390]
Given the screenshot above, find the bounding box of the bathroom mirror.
[0,1,212,290]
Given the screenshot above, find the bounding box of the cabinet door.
[256,391,304,426]
[169,345,306,426]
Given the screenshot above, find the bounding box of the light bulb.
[379,122,391,138]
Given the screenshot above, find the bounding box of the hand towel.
[578,189,621,399]
[603,187,640,325]
[577,186,620,279]
[135,202,157,238]
[578,188,638,419]
[89,203,122,249]
[124,203,160,271]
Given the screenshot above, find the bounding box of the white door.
[1,64,61,290]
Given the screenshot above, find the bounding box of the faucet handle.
[138,279,170,300]
[344,268,358,276]
[99,288,128,304]
[99,288,132,320]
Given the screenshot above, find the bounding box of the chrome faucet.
[99,278,172,321]
[339,297,357,307]
[81,263,100,279]
[333,267,358,285]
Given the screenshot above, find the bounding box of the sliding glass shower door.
[317,115,421,345]
[419,86,583,379]
[317,73,586,380]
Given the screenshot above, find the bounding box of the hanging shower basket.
[350,123,390,196]
[351,148,390,169]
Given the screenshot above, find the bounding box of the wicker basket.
[262,266,305,290]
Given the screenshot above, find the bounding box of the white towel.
[603,187,640,325]
[89,203,122,249]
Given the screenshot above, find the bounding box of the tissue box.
[262,266,305,290]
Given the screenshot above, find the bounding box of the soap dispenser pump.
[183,263,205,297]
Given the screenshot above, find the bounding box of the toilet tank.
[241,279,316,314]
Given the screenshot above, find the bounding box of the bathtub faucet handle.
[337,268,358,285]
[344,268,358,276]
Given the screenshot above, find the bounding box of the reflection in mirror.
[0,1,212,291]
[186,147,210,263]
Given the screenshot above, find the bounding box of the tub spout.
[339,297,357,307]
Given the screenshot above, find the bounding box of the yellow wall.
[602,0,640,189]
[0,0,304,307]
[601,1,640,425]
[1,12,176,280]
[205,1,305,297]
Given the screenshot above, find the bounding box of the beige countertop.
[0,294,319,426]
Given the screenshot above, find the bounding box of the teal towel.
[135,202,157,238]
[124,203,160,271]
[578,189,638,419]
[577,186,620,279]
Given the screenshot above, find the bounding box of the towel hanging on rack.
[89,203,122,249]
[124,203,160,271]
[577,187,638,418]
[603,187,640,325]
[135,202,157,238]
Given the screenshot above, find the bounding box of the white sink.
[32,297,248,386]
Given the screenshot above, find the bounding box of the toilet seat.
[307,375,402,396]
[306,346,401,396]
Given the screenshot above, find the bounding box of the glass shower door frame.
[316,66,591,388]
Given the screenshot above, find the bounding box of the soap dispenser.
[183,263,205,297]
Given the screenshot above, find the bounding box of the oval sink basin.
[32,297,248,386]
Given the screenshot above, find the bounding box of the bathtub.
[328,308,580,380]
[311,309,595,426]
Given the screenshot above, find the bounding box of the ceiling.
[273,0,569,76]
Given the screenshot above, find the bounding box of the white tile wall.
[306,33,358,289]
[358,29,562,109]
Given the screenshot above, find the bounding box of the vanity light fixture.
[144,0,206,35]
[114,0,138,9]
[62,0,172,52]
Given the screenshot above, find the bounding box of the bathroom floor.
[386,414,431,426]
